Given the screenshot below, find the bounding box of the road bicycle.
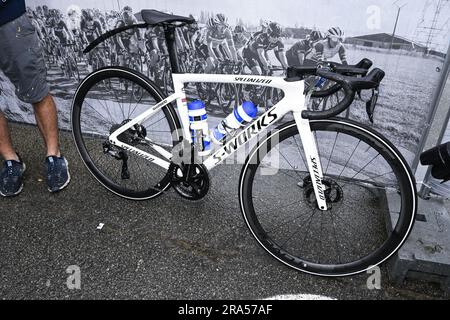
[71,10,417,277]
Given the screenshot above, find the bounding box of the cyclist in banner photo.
[25,6,44,41]
[286,30,324,67]
[145,24,168,68]
[0,0,70,197]
[305,27,348,65]
[204,13,239,73]
[80,9,104,72]
[115,6,145,69]
[51,10,75,70]
[233,25,249,60]
[243,22,288,75]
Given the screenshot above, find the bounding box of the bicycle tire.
[72,67,181,200]
[239,119,416,276]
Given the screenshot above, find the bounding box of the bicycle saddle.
[421,142,450,183]
[137,10,195,26]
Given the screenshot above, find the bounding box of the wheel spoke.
[325,132,339,175]
[338,140,362,179]
[277,145,305,181]
[279,207,317,250]
[292,135,308,170]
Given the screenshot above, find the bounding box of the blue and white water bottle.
[211,101,258,145]
[188,100,211,157]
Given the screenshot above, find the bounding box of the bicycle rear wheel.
[71,67,181,200]
[239,119,416,276]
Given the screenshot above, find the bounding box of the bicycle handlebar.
[287,59,373,80]
[309,63,370,98]
[302,69,356,120]
[300,67,385,120]
[286,59,373,99]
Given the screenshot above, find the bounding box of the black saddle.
[136,10,195,26]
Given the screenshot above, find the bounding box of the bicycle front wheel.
[239,119,416,276]
[71,67,181,200]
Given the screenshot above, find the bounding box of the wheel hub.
[109,120,147,146]
[303,176,344,209]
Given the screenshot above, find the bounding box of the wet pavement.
[0,123,448,300]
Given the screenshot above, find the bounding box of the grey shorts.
[0,14,49,105]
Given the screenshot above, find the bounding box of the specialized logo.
[213,110,278,164]
[121,144,156,162]
[311,157,326,201]
[235,76,272,85]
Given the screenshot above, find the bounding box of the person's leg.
[33,95,70,193]
[205,57,216,74]
[32,94,61,157]
[0,14,69,195]
[0,112,19,161]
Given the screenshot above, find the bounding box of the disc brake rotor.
[303,176,344,209]
[109,120,147,146]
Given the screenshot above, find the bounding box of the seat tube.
[164,25,181,74]
[293,112,329,211]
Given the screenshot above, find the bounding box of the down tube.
[203,100,292,170]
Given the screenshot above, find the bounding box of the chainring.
[171,164,210,201]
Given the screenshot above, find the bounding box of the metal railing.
[413,44,450,198]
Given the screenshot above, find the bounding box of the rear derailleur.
[102,120,149,180]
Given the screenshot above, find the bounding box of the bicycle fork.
[293,112,329,211]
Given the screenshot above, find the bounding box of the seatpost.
[164,25,181,73]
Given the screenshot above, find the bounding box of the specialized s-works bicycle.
[71,10,417,277]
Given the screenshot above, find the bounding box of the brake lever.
[366,87,380,124]
[357,90,362,101]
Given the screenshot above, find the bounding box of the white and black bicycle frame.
[108,73,330,211]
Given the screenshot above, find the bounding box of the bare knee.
[32,95,58,116]
[32,94,53,109]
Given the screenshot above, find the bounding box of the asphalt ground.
[0,122,448,300]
